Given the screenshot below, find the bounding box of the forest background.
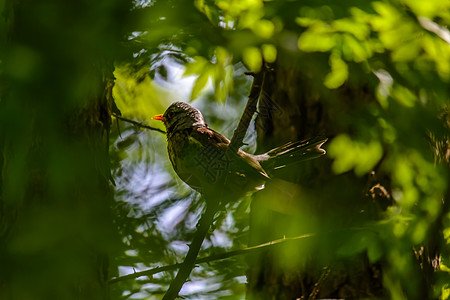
[1,0,449,299]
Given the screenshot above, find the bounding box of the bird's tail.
[254,137,327,174]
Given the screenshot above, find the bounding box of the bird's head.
[152,102,206,133]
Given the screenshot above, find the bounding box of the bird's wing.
[196,127,230,145]
[195,127,270,180]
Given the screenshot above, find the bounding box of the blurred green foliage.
[1,0,449,299]
[111,0,450,299]
[1,0,130,299]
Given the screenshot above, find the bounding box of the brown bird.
[153,101,327,200]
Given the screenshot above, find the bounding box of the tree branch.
[161,201,218,300]
[113,113,166,134]
[109,232,316,285]
[228,71,266,152]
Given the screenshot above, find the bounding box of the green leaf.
[253,19,275,39]
[342,34,372,62]
[184,56,209,76]
[391,84,417,107]
[354,140,383,175]
[367,238,383,262]
[298,31,336,52]
[157,65,168,80]
[242,47,262,72]
[261,44,277,63]
[328,135,383,176]
[324,51,348,89]
[333,18,370,40]
[190,69,211,100]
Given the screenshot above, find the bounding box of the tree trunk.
[246,61,386,299]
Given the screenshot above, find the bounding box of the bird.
[153,101,327,200]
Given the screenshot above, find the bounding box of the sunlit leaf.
[253,19,275,39]
[295,17,320,27]
[113,66,166,119]
[333,18,370,40]
[298,31,336,52]
[261,44,277,63]
[342,34,371,62]
[391,84,417,107]
[402,0,450,18]
[324,51,348,89]
[184,56,209,76]
[242,47,262,72]
[190,69,211,100]
[328,135,383,176]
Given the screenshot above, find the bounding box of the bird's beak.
[152,114,164,121]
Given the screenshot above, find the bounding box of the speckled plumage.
[155,101,326,199]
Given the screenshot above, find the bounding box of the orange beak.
[152,114,164,121]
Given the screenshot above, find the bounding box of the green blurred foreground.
[1,0,449,299]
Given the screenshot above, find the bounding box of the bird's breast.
[167,129,209,192]
[166,128,267,198]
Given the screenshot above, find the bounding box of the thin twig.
[308,266,331,300]
[109,233,315,285]
[113,113,166,134]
